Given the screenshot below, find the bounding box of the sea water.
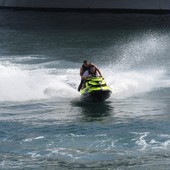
[0,10,170,169]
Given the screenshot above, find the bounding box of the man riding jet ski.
[79,64,112,103]
[78,60,102,91]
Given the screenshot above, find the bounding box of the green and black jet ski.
[80,76,112,103]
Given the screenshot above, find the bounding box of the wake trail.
[0,63,79,102]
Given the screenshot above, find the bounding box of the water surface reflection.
[72,100,114,121]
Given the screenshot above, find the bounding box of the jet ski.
[80,76,112,103]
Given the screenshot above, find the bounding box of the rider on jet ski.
[78,60,102,91]
[82,66,99,78]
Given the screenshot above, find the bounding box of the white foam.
[24,136,45,142]
[104,68,165,98]
[100,33,170,98]
[0,47,169,102]
[0,63,79,102]
[132,132,170,152]
[113,33,168,71]
[134,132,149,151]
[0,61,167,101]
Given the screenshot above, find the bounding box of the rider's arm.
[95,67,102,76]
[80,67,83,76]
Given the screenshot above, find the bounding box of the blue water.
[1,10,170,169]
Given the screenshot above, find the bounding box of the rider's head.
[90,66,96,73]
[83,60,89,67]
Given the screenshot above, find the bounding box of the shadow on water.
[71,99,114,121]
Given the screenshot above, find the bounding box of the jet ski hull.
[80,76,112,103]
[81,90,111,103]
